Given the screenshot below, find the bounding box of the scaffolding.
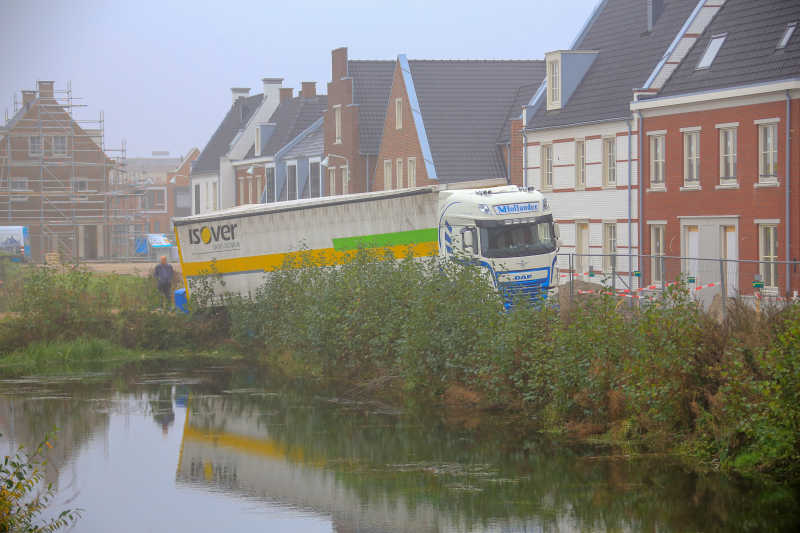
[0,81,150,262]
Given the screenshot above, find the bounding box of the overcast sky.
[1,0,599,158]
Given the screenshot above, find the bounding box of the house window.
[288,165,297,201]
[239,178,245,206]
[759,123,778,182]
[146,189,166,212]
[341,166,348,195]
[651,135,665,187]
[777,22,796,49]
[195,184,200,214]
[205,183,209,210]
[603,138,616,186]
[266,167,276,203]
[396,159,403,189]
[684,132,700,186]
[720,128,737,183]
[29,136,42,156]
[75,179,89,192]
[256,175,262,202]
[603,223,617,272]
[575,140,585,189]
[254,127,261,157]
[396,99,402,129]
[248,177,253,204]
[548,60,560,105]
[651,225,665,283]
[212,182,217,210]
[408,158,416,188]
[310,162,321,198]
[541,144,553,190]
[153,221,161,233]
[697,34,726,70]
[52,136,67,156]
[10,177,27,202]
[384,160,392,191]
[329,167,336,196]
[334,106,342,144]
[760,225,779,288]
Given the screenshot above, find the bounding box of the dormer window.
[255,126,261,157]
[548,60,560,106]
[778,22,796,49]
[696,34,727,70]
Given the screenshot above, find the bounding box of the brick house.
[372,57,543,191]
[632,0,800,297]
[521,0,714,289]
[231,83,326,205]
[145,147,199,234]
[0,81,117,261]
[323,48,395,196]
[191,79,284,214]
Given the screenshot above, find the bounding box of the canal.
[0,359,797,532]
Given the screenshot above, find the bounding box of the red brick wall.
[641,97,800,294]
[234,165,265,206]
[323,47,375,195]
[373,61,428,191]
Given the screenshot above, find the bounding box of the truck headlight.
[478,203,491,215]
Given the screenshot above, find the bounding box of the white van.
[0,226,31,262]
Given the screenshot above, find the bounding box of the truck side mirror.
[463,231,473,249]
[553,223,561,239]
[555,239,563,248]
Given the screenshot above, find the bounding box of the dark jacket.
[154,263,174,285]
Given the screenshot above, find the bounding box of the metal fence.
[557,253,800,317]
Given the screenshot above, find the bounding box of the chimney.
[230,87,250,106]
[21,90,37,106]
[262,77,283,102]
[37,81,54,100]
[332,47,348,81]
[301,82,317,98]
[648,0,665,32]
[279,88,294,102]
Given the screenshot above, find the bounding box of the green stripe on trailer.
[332,228,438,252]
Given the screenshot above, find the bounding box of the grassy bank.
[1,254,798,481]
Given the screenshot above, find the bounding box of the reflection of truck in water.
[0,226,31,262]
[173,179,561,308]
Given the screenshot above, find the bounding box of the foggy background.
[1,0,598,158]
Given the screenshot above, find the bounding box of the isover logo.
[493,202,539,216]
[189,223,238,245]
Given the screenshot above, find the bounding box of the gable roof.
[279,118,324,161]
[192,93,263,174]
[348,60,396,154]
[657,0,800,98]
[242,95,327,159]
[526,0,699,130]
[407,59,544,183]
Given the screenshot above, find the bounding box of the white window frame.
[651,225,665,283]
[254,127,261,157]
[309,160,322,198]
[384,160,392,191]
[239,177,245,206]
[407,157,416,188]
[696,34,727,70]
[287,164,298,201]
[603,223,617,273]
[265,166,276,203]
[396,158,403,189]
[548,60,560,107]
[341,165,348,195]
[651,135,665,188]
[719,127,737,184]
[334,105,342,144]
[10,177,27,202]
[205,183,209,210]
[396,99,402,129]
[759,123,778,182]
[255,174,262,203]
[52,136,67,156]
[760,224,779,288]
[146,187,167,213]
[777,22,796,49]
[575,140,585,190]
[329,167,336,196]
[74,179,89,201]
[29,135,42,157]
[540,144,553,191]
[603,137,616,187]
[684,132,700,187]
[248,176,253,204]
[212,182,217,211]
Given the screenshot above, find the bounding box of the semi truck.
[173,179,561,308]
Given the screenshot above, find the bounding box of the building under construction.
[0,80,150,262]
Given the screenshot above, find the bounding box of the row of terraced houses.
[190,0,800,296]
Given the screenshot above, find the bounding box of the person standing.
[154,255,174,306]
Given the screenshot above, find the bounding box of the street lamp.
[320,154,351,186]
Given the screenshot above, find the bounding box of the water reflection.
[0,361,797,532]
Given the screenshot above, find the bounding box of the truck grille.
[498,278,548,310]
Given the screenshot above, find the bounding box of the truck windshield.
[479,222,555,258]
